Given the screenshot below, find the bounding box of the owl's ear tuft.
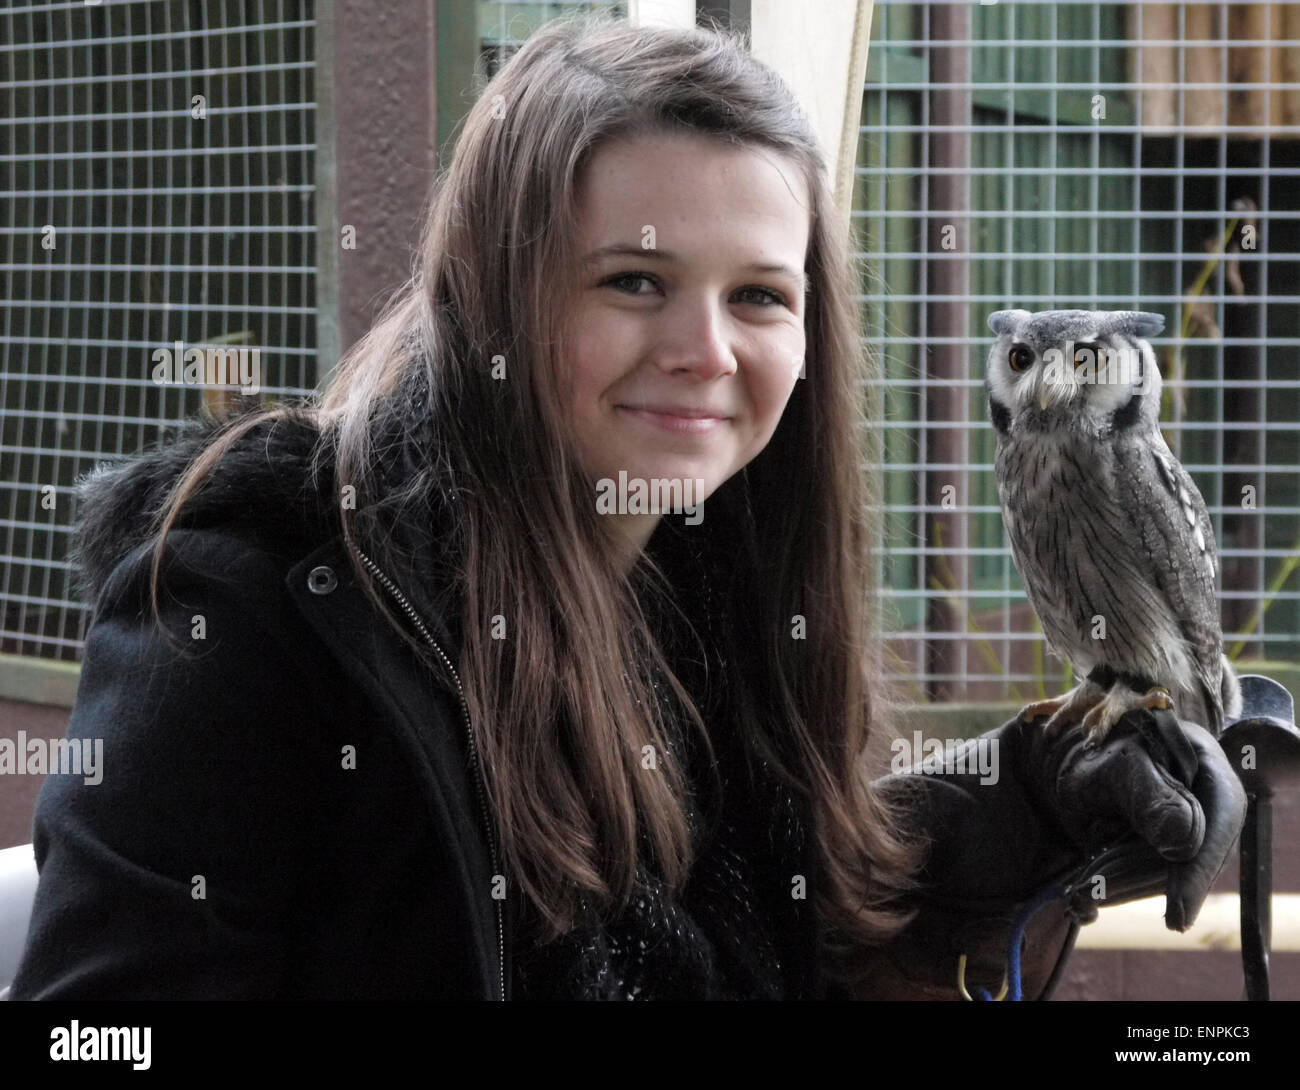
[1129,311,1165,337]
[1111,310,1165,337]
[988,309,1029,335]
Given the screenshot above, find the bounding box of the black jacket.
[11,415,515,1000]
[11,414,845,1000]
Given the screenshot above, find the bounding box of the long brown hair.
[147,11,924,983]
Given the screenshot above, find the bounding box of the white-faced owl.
[985,308,1241,744]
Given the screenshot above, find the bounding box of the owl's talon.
[1027,680,1108,740]
[1080,703,1114,744]
[1077,684,1178,747]
[1141,686,1173,712]
[1043,708,1075,739]
[1019,697,1066,724]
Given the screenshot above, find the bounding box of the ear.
[1110,310,1165,338]
[988,309,1029,335]
[1130,311,1165,337]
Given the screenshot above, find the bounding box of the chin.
[600,447,725,481]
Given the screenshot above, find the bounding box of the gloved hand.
[849,705,1247,1000]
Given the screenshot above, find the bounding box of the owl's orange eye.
[1074,341,1101,368]
[1008,344,1035,373]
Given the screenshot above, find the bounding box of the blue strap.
[1007,881,1069,1001]
[967,879,1069,1001]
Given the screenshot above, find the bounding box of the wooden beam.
[1076,893,1300,952]
[0,654,80,709]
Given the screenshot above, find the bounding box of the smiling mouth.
[616,405,730,435]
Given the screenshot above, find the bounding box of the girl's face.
[562,130,810,550]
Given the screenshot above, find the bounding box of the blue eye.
[603,272,788,307]
[735,286,788,307]
[605,272,658,294]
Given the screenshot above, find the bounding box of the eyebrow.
[581,243,806,285]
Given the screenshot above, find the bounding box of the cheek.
[564,313,626,412]
[748,337,804,427]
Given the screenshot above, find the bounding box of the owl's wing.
[1119,435,1225,732]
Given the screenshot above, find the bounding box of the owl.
[985,308,1241,745]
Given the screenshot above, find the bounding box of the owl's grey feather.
[985,308,1240,736]
[1113,430,1228,733]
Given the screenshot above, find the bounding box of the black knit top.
[368,371,831,999]
[510,517,823,1000]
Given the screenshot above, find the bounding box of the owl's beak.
[1036,374,1073,410]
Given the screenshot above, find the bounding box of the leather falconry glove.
[858,706,1247,1000]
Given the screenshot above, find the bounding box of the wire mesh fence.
[476,0,627,79]
[0,0,318,660]
[856,0,1300,703]
[3,1,1296,707]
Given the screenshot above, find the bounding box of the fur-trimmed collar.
[71,412,337,604]
[69,405,734,673]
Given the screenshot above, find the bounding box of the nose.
[650,293,737,380]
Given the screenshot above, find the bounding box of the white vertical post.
[626,0,697,29]
[749,0,875,227]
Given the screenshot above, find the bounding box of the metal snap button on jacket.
[307,565,338,595]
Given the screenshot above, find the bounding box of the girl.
[12,14,1241,1002]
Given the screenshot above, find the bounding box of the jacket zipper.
[350,545,507,1002]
